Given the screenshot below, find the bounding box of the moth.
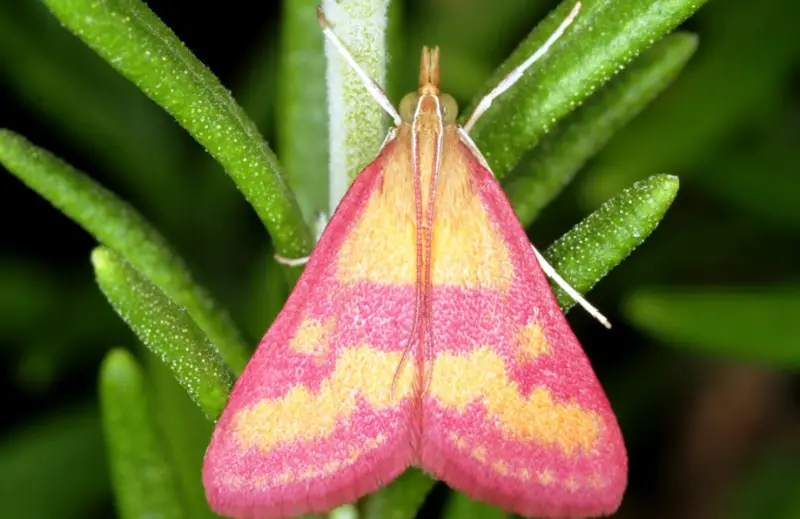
[203,3,627,517]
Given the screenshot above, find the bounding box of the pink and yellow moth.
[203,2,628,518]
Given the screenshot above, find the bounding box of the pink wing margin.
[419,138,628,518]
[203,139,417,519]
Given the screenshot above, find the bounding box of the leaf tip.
[100,348,140,384]
[652,173,681,203]
[671,31,700,53]
[90,246,113,273]
[661,172,680,189]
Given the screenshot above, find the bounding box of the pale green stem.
[322,0,392,212]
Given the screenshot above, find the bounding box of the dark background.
[1,0,798,518]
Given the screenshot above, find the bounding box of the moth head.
[399,47,459,125]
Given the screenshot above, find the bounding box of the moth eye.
[399,93,420,122]
[440,93,459,124]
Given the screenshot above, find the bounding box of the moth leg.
[531,244,612,329]
[463,2,582,133]
[273,254,310,267]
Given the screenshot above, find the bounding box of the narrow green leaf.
[41,0,313,264]
[362,468,436,519]
[0,130,250,372]
[147,358,218,519]
[241,248,289,341]
[100,348,187,519]
[581,0,800,206]
[329,505,359,519]
[321,0,391,210]
[624,287,800,366]
[0,0,184,227]
[505,33,697,226]
[443,492,510,519]
[92,246,234,419]
[544,174,679,311]
[279,0,329,222]
[0,405,109,519]
[695,117,800,231]
[465,0,709,179]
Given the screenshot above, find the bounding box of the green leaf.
[362,468,436,519]
[544,174,679,311]
[464,0,709,180]
[505,32,697,226]
[443,492,510,519]
[147,358,219,519]
[0,405,109,519]
[624,287,800,366]
[329,505,359,519]
[241,248,289,341]
[321,0,392,210]
[0,130,250,372]
[41,0,313,265]
[581,0,800,206]
[694,116,800,231]
[279,0,329,222]
[0,0,184,228]
[100,348,187,519]
[92,246,234,419]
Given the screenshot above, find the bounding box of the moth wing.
[419,132,627,518]
[204,137,421,519]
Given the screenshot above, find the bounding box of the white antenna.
[317,6,401,125]
[532,245,611,329]
[463,2,582,133]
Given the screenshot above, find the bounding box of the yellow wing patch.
[336,140,416,285]
[336,128,513,289]
[233,346,414,452]
[516,321,550,363]
[289,317,336,358]
[538,470,555,485]
[430,139,513,289]
[431,347,600,456]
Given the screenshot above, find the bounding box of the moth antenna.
[532,245,611,329]
[317,5,402,125]
[421,96,444,396]
[463,1,582,133]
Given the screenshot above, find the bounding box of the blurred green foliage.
[0,0,798,518]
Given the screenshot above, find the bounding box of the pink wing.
[418,135,627,518]
[203,138,420,519]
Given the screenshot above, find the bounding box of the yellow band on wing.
[233,345,414,452]
[431,347,600,456]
